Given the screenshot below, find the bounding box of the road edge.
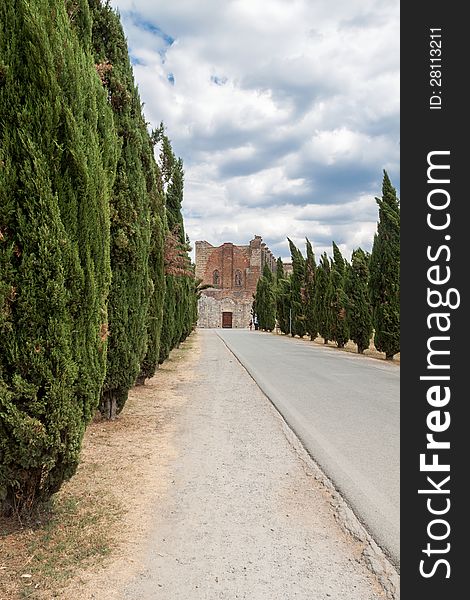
[216,331,400,600]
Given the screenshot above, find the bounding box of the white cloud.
[111,0,399,261]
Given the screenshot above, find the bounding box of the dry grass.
[272,330,400,364]
[310,336,400,363]
[0,492,118,599]
[0,334,198,600]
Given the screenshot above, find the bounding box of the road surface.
[217,329,400,567]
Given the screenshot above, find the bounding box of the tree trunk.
[135,374,146,386]
[1,467,43,519]
[100,391,118,420]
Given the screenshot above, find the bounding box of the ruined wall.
[195,235,276,328]
[204,244,250,290]
[261,241,276,273]
[195,240,214,281]
[197,290,253,329]
[283,262,294,276]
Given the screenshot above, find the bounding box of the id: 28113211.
[429,28,442,110]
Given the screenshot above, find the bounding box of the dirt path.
[55,329,392,599]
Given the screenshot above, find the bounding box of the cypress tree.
[275,256,285,281]
[159,276,176,363]
[345,248,373,353]
[275,274,291,335]
[304,238,317,340]
[169,166,195,347]
[89,0,153,417]
[159,133,179,363]
[369,171,400,359]
[158,130,195,362]
[252,279,261,329]
[287,238,307,337]
[274,256,291,334]
[136,133,166,385]
[314,253,333,344]
[253,264,276,331]
[0,0,117,513]
[330,242,349,348]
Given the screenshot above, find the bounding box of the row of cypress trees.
[0,0,196,516]
[254,171,400,359]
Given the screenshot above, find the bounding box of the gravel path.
[123,330,387,599]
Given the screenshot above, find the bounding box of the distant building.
[282,262,293,276]
[195,235,276,328]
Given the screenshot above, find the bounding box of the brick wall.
[196,241,252,290]
[195,235,276,328]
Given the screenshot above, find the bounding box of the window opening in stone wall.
[213,270,220,286]
[234,270,242,287]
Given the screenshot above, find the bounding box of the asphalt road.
[217,329,400,567]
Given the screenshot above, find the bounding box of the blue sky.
[111,0,399,261]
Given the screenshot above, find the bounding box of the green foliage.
[159,275,175,363]
[314,253,333,343]
[158,131,196,363]
[304,239,317,340]
[345,248,373,353]
[136,135,166,384]
[369,171,400,359]
[166,157,185,233]
[253,264,276,331]
[287,239,307,337]
[262,262,274,284]
[274,256,290,334]
[89,0,154,417]
[276,277,291,334]
[0,0,195,515]
[275,256,285,281]
[330,242,349,348]
[159,268,196,364]
[0,0,117,512]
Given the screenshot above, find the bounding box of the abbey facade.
[195,236,276,328]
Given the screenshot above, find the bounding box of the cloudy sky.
[111,0,399,261]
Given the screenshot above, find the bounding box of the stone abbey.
[195,236,277,329]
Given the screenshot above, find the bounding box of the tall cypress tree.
[254,264,276,331]
[304,238,317,340]
[275,257,291,335]
[136,133,166,385]
[330,242,349,348]
[345,248,373,353]
[0,0,117,512]
[275,256,285,281]
[89,0,153,417]
[369,171,400,359]
[276,279,291,335]
[314,253,333,344]
[168,160,195,347]
[287,238,307,337]
[159,133,180,363]
[159,277,176,363]
[158,130,195,363]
